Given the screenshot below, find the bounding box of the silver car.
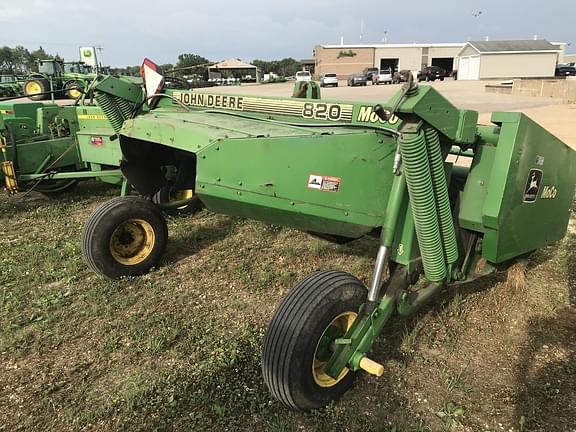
[320,73,338,87]
[372,68,393,85]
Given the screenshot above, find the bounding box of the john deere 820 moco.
[80,63,576,411]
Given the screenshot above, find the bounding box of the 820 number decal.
[302,102,342,121]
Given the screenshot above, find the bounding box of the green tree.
[252,58,301,77]
[173,53,210,78]
[0,46,17,74]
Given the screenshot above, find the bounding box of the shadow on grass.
[163,213,238,264]
[0,180,118,216]
[513,232,576,431]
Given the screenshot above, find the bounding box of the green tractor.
[23,59,97,101]
[74,63,576,411]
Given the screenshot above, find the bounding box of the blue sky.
[0,0,574,66]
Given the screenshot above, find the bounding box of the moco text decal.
[356,105,399,125]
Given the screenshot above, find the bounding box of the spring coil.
[424,127,459,267]
[95,93,124,134]
[115,96,134,122]
[399,131,447,282]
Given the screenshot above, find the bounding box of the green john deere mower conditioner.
[80,62,576,411]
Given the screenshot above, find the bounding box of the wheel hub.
[109,219,155,265]
[26,81,41,95]
[312,311,357,387]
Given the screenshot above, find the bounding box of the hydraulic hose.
[398,131,447,282]
[424,126,458,268]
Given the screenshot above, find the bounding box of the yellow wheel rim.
[26,81,41,95]
[68,87,82,99]
[312,311,357,388]
[171,189,194,210]
[172,189,194,202]
[109,219,155,266]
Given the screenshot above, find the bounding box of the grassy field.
[0,183,574,432]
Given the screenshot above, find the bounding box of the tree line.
[0,46,60,75]
[1,45,302,79]
[112,54,303,79]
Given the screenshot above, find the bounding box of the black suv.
[418,66,446,82]
[555,65,576,76]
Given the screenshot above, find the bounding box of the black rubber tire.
[151,185,203,216]
[81,196,168,279]
[262,270,366,411]
[64,81,84,99]
[24,78,49,101]
[35,179,78,195]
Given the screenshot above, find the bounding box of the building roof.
[466,40,560,53]
[209,58,256,69]
[319,43,465,49]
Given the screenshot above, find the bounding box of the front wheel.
[262,270,366,411]
[81,196,168,279]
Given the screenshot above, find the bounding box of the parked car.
[418,66,446,82]
[555,65,576,76]
[363,67,379,83]
[347,73,367,86]
[372,68,393,85]
[295,71,312,81]
[320,73,338,87]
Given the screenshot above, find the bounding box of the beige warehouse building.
[314,43,465,78]
[457,40,563,80]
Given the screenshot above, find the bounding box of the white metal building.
[314,43,464,78]
[457,40,562,80]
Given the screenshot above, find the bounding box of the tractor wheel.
[65,81,84,99]
[24,78,49,101]
[262,270,366,411]
[81,196,168,279]
[35,179,78,195]
[151,186,203,216]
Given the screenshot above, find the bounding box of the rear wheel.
[262,270,366,411]
[152,185,203,216]
[24,78,49,101]
[35,179,78,195]
[65,81,84,99]
[81,196,168,279]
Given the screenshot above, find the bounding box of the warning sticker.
[307,174,341,192]
[90,136,104,146]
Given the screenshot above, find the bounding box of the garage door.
[468,56,480,80]
[458,56,480,80]
[459,57,470,80]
